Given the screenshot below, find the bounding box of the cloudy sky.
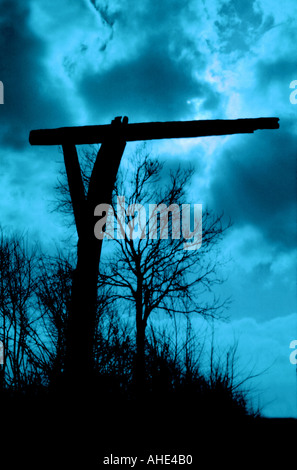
[0,0,296,417]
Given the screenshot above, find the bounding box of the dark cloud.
[0,0,73,150]
[76,0,223,123]
[89,0,117,27]
[207,122,297,249]
[214,0,274,55]
[257,57,297,87]
[77,40,220,123]
[89,0,194,38]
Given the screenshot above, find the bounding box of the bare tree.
[36,252,74,387]
[55,144,230,393]
[0,230,46,390]
[95,147,230,392]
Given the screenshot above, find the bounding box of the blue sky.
[0,0,296,417]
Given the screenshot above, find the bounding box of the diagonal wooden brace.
[62,143,86,237]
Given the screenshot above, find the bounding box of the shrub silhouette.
[0,229,263,464]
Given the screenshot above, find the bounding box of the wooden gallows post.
[29,115,279,394]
